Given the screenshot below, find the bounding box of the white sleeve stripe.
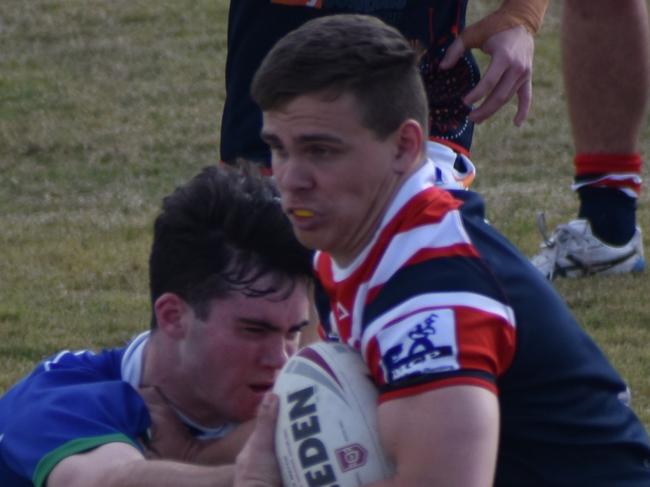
[43,349,94,371]
[361,291,516,357]
[370,210,470,289]
[43,350,71,371]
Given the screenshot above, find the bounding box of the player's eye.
[244,326,266,336]
[305,143,341,161]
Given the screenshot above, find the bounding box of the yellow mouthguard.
[293,209,314,218]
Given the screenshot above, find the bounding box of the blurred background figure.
[220,0,545,175]
[533,0,649,279]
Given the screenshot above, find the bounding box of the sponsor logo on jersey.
[379,309,458,382]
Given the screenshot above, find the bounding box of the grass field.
[1,0,649,431]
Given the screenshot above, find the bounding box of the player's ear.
[392,119,424,175]
[154,292,189,340]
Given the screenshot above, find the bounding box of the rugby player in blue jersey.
[0,166,314,486]
[235,14,650,486]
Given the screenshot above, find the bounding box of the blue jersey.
[0,335,149,486]
[0,332,236,486]
[314,160,650,485]
[221,0,479,165]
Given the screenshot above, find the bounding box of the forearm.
[190,422,255,465]
[47,442,235,487]
[104,458,235,487]
[463,0,550,48]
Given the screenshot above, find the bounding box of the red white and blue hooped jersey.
[0,332,235,487]
[313,158,650,484]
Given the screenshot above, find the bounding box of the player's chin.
[290,229,321,251]
[230,401,258,423]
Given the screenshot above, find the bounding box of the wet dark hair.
[148,164,313,325]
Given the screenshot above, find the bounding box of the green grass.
[0,0,228,374]
[1,1,649,430]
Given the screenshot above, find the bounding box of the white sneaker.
[531,214,646,280]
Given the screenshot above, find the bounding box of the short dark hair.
[148,165,313,326]
[251,14,428,139]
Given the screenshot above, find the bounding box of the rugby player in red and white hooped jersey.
[234,14,650,486]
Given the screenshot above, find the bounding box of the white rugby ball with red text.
[273,341,394,487]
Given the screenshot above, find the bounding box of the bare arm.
[231,387,499,487]
[47,442,235,487]
[371,385,500,487]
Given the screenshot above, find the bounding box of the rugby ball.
[273,341,394,487]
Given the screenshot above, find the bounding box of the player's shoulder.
[1,345,128,416]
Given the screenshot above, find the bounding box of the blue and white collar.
[121,331,237,440]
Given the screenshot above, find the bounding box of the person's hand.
[440,24,534,126]
[234,393,282,487]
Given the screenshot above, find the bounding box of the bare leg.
[563,0,649,154]
[563,0,649,245]
[532,1,649,279]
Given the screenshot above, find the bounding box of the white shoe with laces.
[531,214,646,280]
